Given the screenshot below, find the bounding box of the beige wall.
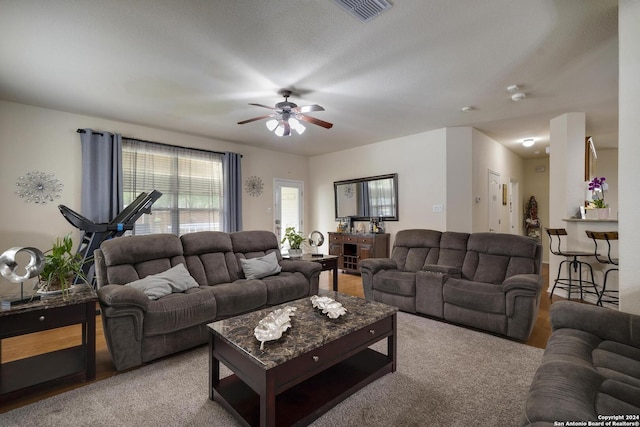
[471,129,525,235]
[619,0,640,315]
[309,127,522,248]
[309,128,449,246]
[595,148,618,218]
[523,157,550,263]
[0,100,309,290]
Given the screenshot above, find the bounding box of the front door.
[274,178,304,246]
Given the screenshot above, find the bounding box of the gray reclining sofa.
[95,230,321,371]
[360,229,543,340]
[522,301,640,424]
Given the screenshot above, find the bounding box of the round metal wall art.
[15,171,63,204]
[245,175,264,197]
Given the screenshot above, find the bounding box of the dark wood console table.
[0,285,97,403]
[328,232,390,274]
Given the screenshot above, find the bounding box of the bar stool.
[546,228,599,301]
[585,230,619,306]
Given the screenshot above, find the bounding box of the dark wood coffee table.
[208,291,398,427]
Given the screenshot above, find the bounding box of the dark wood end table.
[0,285,97,403]
[296,254,339,291]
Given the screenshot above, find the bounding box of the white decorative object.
[311,295,347,319]
[254,306,297,350]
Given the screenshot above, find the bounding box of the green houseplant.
[38,234,87,295]
[280,227,304,257]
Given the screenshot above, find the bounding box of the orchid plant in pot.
[587,176,610,218]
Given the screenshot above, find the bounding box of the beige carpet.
[0,312,543,426]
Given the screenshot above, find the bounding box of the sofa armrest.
[359,258,397,276]
[280,259,322,279]
[97,284,150,311]
[551,300,640,348]
[501,274,543,293]
[423,264,461,277]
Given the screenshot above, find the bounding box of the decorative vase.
[596,208,610,219]
[288,248,302,258]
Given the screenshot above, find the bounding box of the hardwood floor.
[1,264,556,413]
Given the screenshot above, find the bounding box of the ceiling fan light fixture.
[289,118,306,135]
[266,119,278,131]
[274,123,285,137]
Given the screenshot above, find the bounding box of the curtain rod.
[76,129,239,157]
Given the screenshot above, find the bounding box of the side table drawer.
[272,316,393,392]
[1,304,87,338]
[329,234,344,243]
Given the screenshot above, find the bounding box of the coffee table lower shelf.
[213,348,391,427]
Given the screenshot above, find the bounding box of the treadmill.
[58,190,162,286]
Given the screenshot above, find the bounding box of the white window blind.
[122,139,224,235]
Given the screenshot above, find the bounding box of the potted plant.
[38,234,87,295]
[586,176,610,219]
[280,226,304,258]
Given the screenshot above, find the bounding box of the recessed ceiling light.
[522,138,535,147]
[512,92,526,101]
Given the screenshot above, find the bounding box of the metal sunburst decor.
[245,176,264,197]
[15,171,64,204]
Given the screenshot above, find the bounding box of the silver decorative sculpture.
[311,295,347,319]
[307,231,325,255]
[254,306,297,350]
[0,246,45,304]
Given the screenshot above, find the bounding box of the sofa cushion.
[443,278,506,314]
[126,263,199,300]
[391,229,441,272]
[99,234,186,285]
[524,328,640,423]
[436,232,469,269]
[207,280,267,317]
[143,287,217,336]
[261,271,309,305]
[181,231,239,285]
[463,233,539,283]
[240,252,282,280]
[372,270,416,297]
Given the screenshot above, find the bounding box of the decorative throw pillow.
[240,252,282,280]
[126,263,199,300]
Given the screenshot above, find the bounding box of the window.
[122,139,224,235]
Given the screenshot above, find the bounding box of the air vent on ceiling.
[332,0,393,23]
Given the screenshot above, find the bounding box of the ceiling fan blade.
[298,115,334,129]
[293,104,325,114]
[248,103,277,110]
[237,114,276,125]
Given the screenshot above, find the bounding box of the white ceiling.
[0,0,618,158]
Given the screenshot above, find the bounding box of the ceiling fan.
[237,89,333,137]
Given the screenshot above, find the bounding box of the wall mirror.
[334,173,398,220]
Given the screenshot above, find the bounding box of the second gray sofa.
[95,230,321,371]
[360,229,543,340]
